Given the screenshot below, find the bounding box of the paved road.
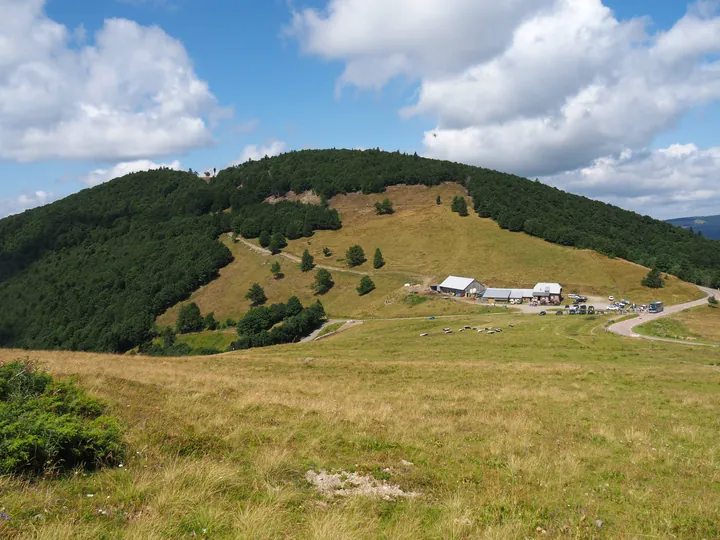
[607,286,718,346]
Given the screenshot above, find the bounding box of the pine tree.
[203,312,218,331]
[357,276,376,296]
[436,196,441,205]
[300,249,315,272]
[313,269,334,295]
[245,283,267,306]
[373,248,385,269]
[641,268,664,289]
[346,245,366,267]
[374,198,394,215]
[270,261,283,279]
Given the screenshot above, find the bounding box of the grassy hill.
[2,312,719,538]
[667,215,720,240]
[636,304,720,344]
[158,184,700,329]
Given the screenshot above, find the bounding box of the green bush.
[357,276,376,296]
[0,360,124,476]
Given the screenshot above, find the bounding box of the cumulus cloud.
[0,190,57,218]
[544,144,720,218]
[0,0,222,163]
[230,140,287,166]
[291,0,720,215]
[81,159,183,187]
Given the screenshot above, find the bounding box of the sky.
[1,0,720,219]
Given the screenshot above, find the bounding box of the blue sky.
[2,0,720,219]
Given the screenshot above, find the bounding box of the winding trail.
[606,286,718,347]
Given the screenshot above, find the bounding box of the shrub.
[374,198,394,215]
[323,247,332,257]
[271,261,283,279]
[709,296,718,308]
[0,360,124,476]
[176,303,204,334]
[204,312,218,331]
[436,196,441,205]
[346,245,366,267]
[357,276,376,296]
[451,196,469,217]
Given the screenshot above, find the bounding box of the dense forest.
[2,149,719,353]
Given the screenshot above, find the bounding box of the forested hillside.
[2,149,719,353]
[216,150,720,286]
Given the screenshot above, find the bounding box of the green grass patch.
[178,331,237,352]
[636,317,699,342]
[317,322,345,338]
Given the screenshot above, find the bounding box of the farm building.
[533,282,563,303]
[511,289,535,302]
[437,276,486,297]
[482,288,512,302]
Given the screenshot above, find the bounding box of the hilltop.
[1,149,719,353]
[668,214,720,240]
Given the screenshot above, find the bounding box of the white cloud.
[544,143,720,218]
[0,190,56,218]
[230,140,287,166]
[0,0,222,163]
[81,159,183,187]
[291,0,720,181]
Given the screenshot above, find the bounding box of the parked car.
[556,310,563,315]
[588,306,595,314]
[579,305,588,314]
[539,311,547,316]
[565,305,570,309]
[606,305,621,312]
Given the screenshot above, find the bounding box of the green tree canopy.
[301,249,315,272]
[373,248,385,269]
[176,303,204,334]
[451,196,469,217]
[268,233,287,255]
[374,198,394,215]
[357,276,376,296]
[245,283,267,306]
[346,245,366,267]
[313,268,334,295]
[271,261,283,279]
[258,230,271,248]
[641,268,664,289]
[203,312,218,331]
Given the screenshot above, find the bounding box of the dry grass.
[2,313,719,538]
[636,304,720,343]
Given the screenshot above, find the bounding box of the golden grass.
[2,313,720,538]
[285,184,701,306]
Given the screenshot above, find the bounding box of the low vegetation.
[2,314,719,537]
[357,276,376,296]
[636,305,720,343]
[0,360,123,476]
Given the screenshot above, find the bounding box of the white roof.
[439,276,477,291]
[483,288,511,298]
[510,289,535,298]
[533,282,563,295]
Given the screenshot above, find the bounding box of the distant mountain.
[667,215,720,240]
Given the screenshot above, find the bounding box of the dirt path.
[606,286,718,347]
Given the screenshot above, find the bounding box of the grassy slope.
[636,305,720,343]
[2,314,719,538]
[158,184,699,329]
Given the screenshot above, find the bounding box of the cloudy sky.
[1,0,720,219]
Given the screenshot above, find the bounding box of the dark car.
[579,305,588,314]
[588,306,595,314]
[556,310,564,315]
[539,311,547,316]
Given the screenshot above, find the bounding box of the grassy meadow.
[636,304,720,344]
[2,312,719,538]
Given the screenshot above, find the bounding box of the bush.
[641,268,664,289]
[271,261,283,279]
[204,312,218,331]
[176,303,204,334]
[436,196,441,205]
[357,276,376,296]
[709,296,718,308]
[374,198,394,215]
[0,360,124,476]
[346,245,366,267]
[268,233,287,254]
[323,247,332,257]
[451,196,469,217]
